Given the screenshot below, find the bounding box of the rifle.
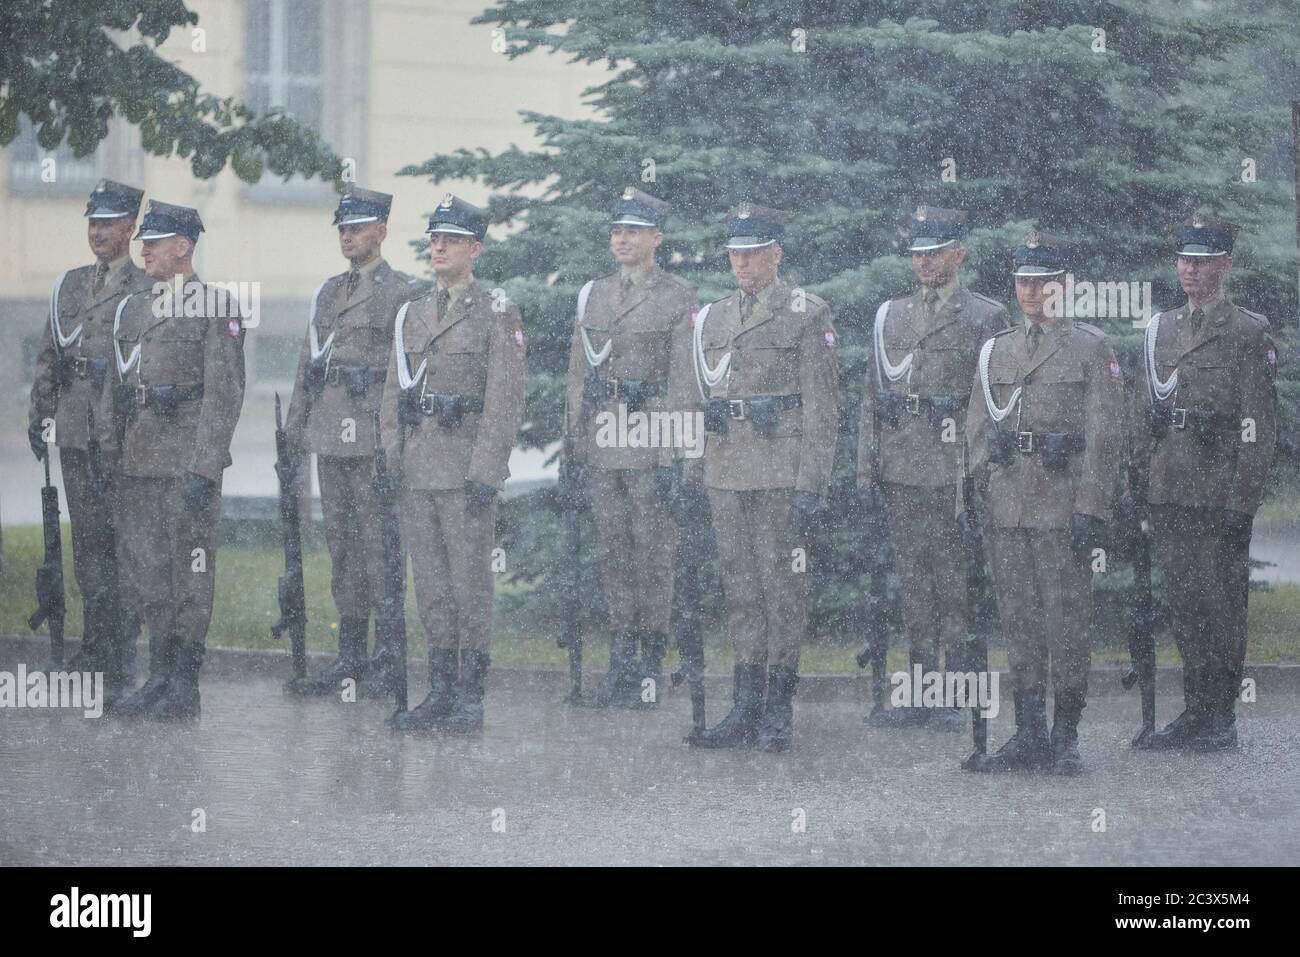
[854,405,892,716]
[960,471,996,759]
[1120,468,1156,747]
[29,450,66,667]
[371,410,408,719]
[556,430,584,703]
[670,467,708,734]
[270,393,309,691]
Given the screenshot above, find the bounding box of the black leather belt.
[878,390,961,429]
[324,363,383,397]
[399,390,484,429]
[124,383,203,413]
[60,355,110,384]
[1152,405,1237,444]
[704,393,801,435]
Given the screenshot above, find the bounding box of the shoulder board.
[798,290,829,310]
[1236,306,1270,328]
[661,272,695,291]
[1073,322,1105,337]
[990,325,1017,338]
[968,291,1005,309]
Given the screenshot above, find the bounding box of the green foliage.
[0,0,343,183]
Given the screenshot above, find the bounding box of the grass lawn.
[2,524,1297,672]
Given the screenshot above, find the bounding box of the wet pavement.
[1,639,1298,866]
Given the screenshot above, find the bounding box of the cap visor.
[427,224,477,237]
[724,238,777,250]
[1013,266,1065,277]
[336,214,380,225]
[87,210,132,219]
[610,217,657,227]
[1176,247,1228,257]
[908,239,957,252]
[135,230,177,240]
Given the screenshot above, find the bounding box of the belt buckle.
[73,357,89,378]
[135,384,149,407]
[609,377,620,402]
[419,391,436,416]
[1016,431,1034,453]
[728,399,746,421]
[325,367,341,386]
[905,393,921,415]
[1171,407,1188,430]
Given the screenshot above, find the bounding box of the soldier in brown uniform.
[962,232,1122,774]
[28,180,152,699]
[381,195,526,733]
[105,201,246,721]
[283,188,421,697]
[856,206,1008,730]
[564,187,698,708]
[679,203,839,752]
[1135,217,1277,752]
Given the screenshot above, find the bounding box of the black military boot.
[757,666,799,753]
[867,649,928,728]
[441,651,489,733]
[1050,689,1087,776]
[110,633,174,717]
[298,616,368,697]
[1189,665,1239,752]
[67,596,107,674]
[688,664,765,749]
[1138,664,1207,751]
[638,630,668,709]
[968,687,1051,772]
[146,637,205,721]
[593,630,642,708]
[390,649,459,732]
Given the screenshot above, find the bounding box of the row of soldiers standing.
[27,180,1277,771]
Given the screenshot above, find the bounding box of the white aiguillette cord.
[1144,312,1176,404]
[692,302,730,401]
[393,300,427,390]
[873,300,912,389]
[50,270,83,351]
[575,280,612,369]
[113,293,141,378]
[307,281,334,363]
[978,335,1020,423]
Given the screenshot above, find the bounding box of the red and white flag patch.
[513,326,526,349]
[823,329,837,349]
[1107,358,1121,381]
[227,318,243,338]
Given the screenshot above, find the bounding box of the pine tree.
[404,1,1296,637]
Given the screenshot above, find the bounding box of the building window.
[8,117,103,193]
[244,0,332,200]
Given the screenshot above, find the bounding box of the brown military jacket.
[564,265,698,469]
[857,283,1008,488]
[284,259,421,458]
[106,276,247,482]
[685,280,840,495]
[379,278,526,491]
[29,258,152,450]
[965,318,1122,528]
[1139,297,1278,514]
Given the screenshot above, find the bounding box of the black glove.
[1219,509,1254,549]
[787,490,823,542]
[28,423,47,461]
[180,471,217,513]
[1069,512,1108,556]
[465,479,497,515]
[653,466,677,508]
